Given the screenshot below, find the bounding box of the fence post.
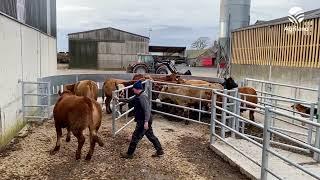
[235,92,241,132]
[148,80,152,108]
[293,87,298,117]
[313,84,320,161]
[308,104,315,146]
[261,107,272,180]
[21,81,25,121]
[199,91,202,122]
[261,82,264,104]
[112,91,117,137]
[210,91,217,145]
[244,78,248,86]
[76,74,79,82]
[47,82,51,119]
[221,89,227,139]
[240,81,244,87]
[232,89,238,138]
[125,88,129,120]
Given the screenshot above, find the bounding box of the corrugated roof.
[149,46,186,53]
[233,8,320,32]
[187,49,210,59]
[68,27,149,39]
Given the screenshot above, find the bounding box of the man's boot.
[120,152,133,159]
[151,149,164,157]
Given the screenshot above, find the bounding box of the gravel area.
[0,114,247,180]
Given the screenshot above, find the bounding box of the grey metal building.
[68,27,149,69]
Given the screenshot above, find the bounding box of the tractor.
[126,54,191,75]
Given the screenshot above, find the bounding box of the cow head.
[158,85,169,100]
[115,83,126,98]
[222,77,238,90]
[58,90,73,97]
[63,83,76,93]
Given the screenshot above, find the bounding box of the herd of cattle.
[51,74,316,160]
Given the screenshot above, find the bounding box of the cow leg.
[85,130,104,160]
[183,109,190,125]
[249,110,255,122]
[120,104,124,114]
[73,131,85,160]
[66,128,71,142]
[105,96,112,114]
[50,126,62,155]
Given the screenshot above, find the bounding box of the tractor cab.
[137,54,155,71]
[127,54,190,75]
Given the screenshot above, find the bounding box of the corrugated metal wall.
[69,40,98,69]
[232,17,320,68]
[0,0,56,37]
[69,28,149,69]
[0,0,17,18]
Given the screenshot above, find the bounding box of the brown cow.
[133,73,183,83]
[291,103,318,117]
[183,79,210,85]
[102,78,133,113]
[223,77,258,121]
[238,87,258,121]
[132,74,153,81]
[63,80,98,100]
[51,90,104,160]
[158,83,223,124]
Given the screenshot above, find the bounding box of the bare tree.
[191,37,210,49]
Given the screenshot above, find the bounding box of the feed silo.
[218,0,250,75]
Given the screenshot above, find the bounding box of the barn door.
[22,81,51,122]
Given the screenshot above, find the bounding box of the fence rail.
[42,74,319,180]
[211,87,320,180]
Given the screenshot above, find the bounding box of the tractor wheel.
[156,67,168,74]
[133,65,147,74]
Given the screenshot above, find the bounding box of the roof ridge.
[68,27,149,39]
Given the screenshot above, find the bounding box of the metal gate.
[21,81,51,121]
[111,80,149,136]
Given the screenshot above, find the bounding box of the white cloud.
[57,5,94,12]
[56,0,320,51]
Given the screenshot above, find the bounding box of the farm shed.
[231,8,320,90]
[68,27,149,69]
[149,45,186,63]
[187,48,217,67]
[0,0,57,148]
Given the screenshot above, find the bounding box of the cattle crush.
[3,73,320,179]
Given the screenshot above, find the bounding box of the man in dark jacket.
[118,80,163,159]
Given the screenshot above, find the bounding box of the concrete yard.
[211,109,320,180]
[0,114,248,179]
[211,138,320,180]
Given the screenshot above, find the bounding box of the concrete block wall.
[0,14,57,148]
[231,64,320,103]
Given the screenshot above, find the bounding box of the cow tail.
[84,97,103,146]
[84,97,93,112]
[102,82,105,103]
[83,96,94,123]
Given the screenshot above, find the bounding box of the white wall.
[0,14,56,146]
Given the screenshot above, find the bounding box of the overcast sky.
[56,0,319,51]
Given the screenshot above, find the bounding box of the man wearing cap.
[117,80,164,159]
